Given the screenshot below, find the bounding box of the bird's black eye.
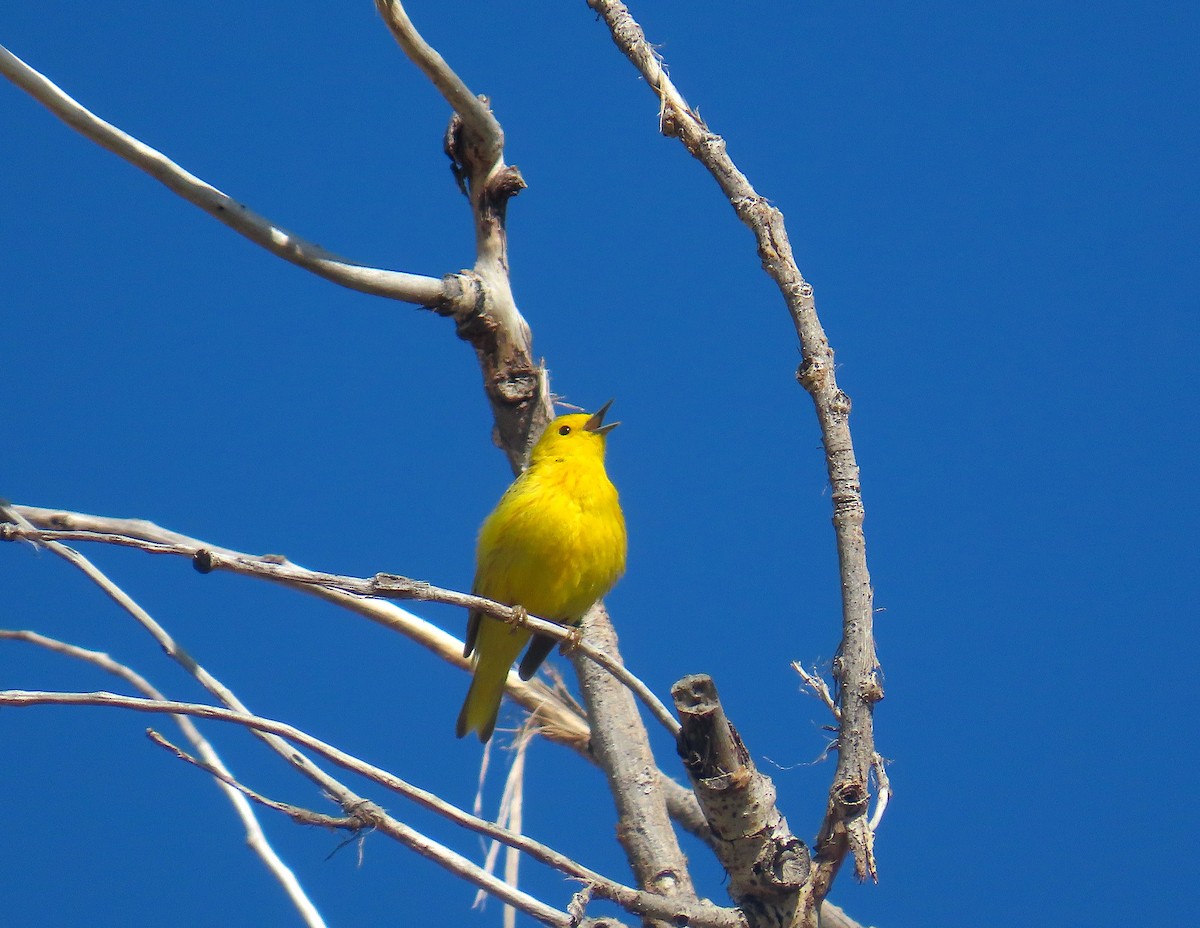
[558,425,571,435]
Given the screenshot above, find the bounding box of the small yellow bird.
[456,401,627,742]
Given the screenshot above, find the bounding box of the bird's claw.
[561,627,585,653]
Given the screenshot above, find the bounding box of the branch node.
[795,354,828,391]
[832,780,869,817]
[193,549,218,574]
[828,390,852,421]
[567,883,593,926]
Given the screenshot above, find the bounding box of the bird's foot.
[505,604,529,629]
[560,627,585,653]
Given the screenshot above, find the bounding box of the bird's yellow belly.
[474,471,626,623]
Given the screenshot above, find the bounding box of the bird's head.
[529,400,619,465]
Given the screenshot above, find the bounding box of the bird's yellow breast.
[474,454,626,622]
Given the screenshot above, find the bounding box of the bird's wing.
[463,608,481,658]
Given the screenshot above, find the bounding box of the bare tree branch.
[0,27,543,463]
[365,22,703,901]
[3,504,710,843]
[373,0,548,467]
[373,9,725,910]
[0,630,327,928]
[1,690,741,928]
[1,4,885,925]
[0,515,677,739]
[375,0,503,157]
[0,43,451,307]
[794,661,890,840]
[0,505,585,922]
[570,606,699,926]
[583,0,885,890]
[4,20,694,919]
[673,675,811,925]
[792,662,840,722]
[144,729,361,831]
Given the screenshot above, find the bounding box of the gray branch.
[584,0,885,896]
[0,688,749,928]
[0,629,327,928]
[673,675,813,927]
[571,608,703,927]
[0,43,449,307]
[3,504,711,851]
[375,0,549,469]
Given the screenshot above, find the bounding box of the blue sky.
[3,2,1197,926]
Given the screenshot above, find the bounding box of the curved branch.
[374,0,503,158]
[0,630,327,928]
[585,0,884,890]
[0,516,677,739]
[0,690,739,928]
[3,505,710,840]
[0,42,450,307]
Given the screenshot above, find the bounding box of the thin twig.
[472,721,536,926]
[0,42,449,307]
[6,505,710,844]
[146,729,361,830]
[0,629,327,928]
[1,505,582,922]
[0,519,679,738]
[793,661,841,721]
[868,754,891,834]
[0,505,372,814]
[0,689,741,928]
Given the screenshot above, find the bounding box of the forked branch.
[0,29,542,467]
[0,689,743,928]
[375,0,548,469]
[0,630,327,928]
[0,515,676,739]
[2,504,709,843]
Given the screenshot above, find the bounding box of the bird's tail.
[456,666,505,742]
[456,626,525,742]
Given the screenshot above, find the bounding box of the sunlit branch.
[0,516,679,738]
[0,42,450,307]
[0,630,327,928]
[4,504,710,844]
[1,689,740,928]
[374,0,503,158]
[1,500,655,923]
[145,729,362,831]
[584,0,884,891]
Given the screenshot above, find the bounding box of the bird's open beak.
[583,399,620,436]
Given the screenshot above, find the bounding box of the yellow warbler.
[456,401,627,742]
